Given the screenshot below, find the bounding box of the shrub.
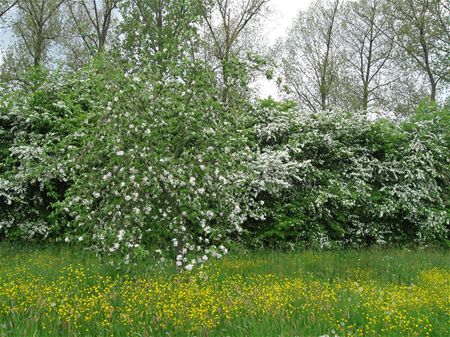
[246,101,449,248]
[0,66,102,240]
[1,70,447,265]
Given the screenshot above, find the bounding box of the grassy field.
[0,244,448,337]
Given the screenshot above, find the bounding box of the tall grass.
[0,243,448,337]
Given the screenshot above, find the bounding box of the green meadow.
[0,245,448,337]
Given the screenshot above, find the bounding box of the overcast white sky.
[266,0,312,44]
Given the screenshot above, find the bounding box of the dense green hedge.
[246,100,449,248]
[0,64,448,265]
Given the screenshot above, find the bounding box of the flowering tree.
[49,0,267,266]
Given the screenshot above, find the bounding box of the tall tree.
[385,0,449,101]
[63,0,119,67]
[200,0,269,105]
[13,0,64,67]
[343,0,394,110]
[120,0,202,80]
[280,0,343,112]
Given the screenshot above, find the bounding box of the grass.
[0,243,448,337]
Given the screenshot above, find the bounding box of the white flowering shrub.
[1,67,448,262]
[0,1,270,267]
[55,65,259,265]
[0,66,104,240]
[246,100,449,248]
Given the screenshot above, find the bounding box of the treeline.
[278,0,449,112]
[0,0,448,266]
[0,0,449,111]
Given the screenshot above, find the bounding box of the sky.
[257,0,313,97]
[266,0,312,44]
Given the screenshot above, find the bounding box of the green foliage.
[1,55,448,264]
[0,64,104,240]
[248,104,449,248]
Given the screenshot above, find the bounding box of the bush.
[246,101,449,248]
[0,66,102,240]
[1,68,448,265]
